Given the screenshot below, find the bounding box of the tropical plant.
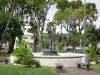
[46,22,56,50]
[58,40,66,52]
[13,41,40,67]
[87,46,97,62]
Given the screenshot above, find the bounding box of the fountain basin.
[10,52,87,67]
[43,50,58,56]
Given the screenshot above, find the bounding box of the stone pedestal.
[43,50,58,56]
[81,54,89,63]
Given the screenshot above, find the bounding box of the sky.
[45,0,100,33]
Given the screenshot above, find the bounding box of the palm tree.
[46,22,56,50]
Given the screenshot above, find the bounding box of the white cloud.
[95,17,100,28]
[46,5,57,22]
[44,5,58,33]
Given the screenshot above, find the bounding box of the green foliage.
[18,41,26,48]
[0,0,10,10]
[87,46,97,62]
[13,41,40,67]
[90,63,100,72]
[86,3,97,21]
[13,48,40,67]
[26,0,46,9]
[54,11,65,24]
[70,0,83,9]
[0,64,58,75]
[55,0,69,11]
[54,0,97,49]
[46,22,56,34]
[86,24,97,45]
[96,27,100,41]
[58,40,66,52]
[53,41,58,46]
[13,48,33,58]
[15,57,40,67]
[77,23,100,47]
[0,11,23,53]
[73,7,84,19]
[0,13,23,40]
[41,33,48,48]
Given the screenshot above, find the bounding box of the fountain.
[11,33,86,67]
[32,52,86,67]
[43,50,58,56]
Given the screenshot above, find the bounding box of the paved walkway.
[57,67,100,75]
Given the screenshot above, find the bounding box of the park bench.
[56,63,67,73]
[77,63,90,71]
[0,58,8,64]
[56,63,63,69]
[56,63,63,72]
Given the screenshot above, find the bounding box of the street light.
[84,0,86,54]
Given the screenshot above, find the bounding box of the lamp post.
[84,0,86,54]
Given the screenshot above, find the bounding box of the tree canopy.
[0,0,99,53]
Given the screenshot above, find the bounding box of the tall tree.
[85,24,97,46]
[46,22,56,50]
[4,0,55,52]
[0,13,23,53]
[0,0,24,53]
[25,0,54,51]
[27,25,38,52]
[54,0,98,51]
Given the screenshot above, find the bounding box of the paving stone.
[57,67,100,75]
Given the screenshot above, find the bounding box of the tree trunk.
[61,24,62,34]
[32,25,37,52]
[54,45,55,50]
[38,31,42,51]
[0,42,3,53]
[8,38,15,54]
[72,39,76,53]
[51,33,53,50]
[34,31,37,52]
[37,23,42,52]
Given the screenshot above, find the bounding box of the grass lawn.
[0,51,10,58]
[0,64,57,75]
[0,53,10,57]
[90,61,100,72]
